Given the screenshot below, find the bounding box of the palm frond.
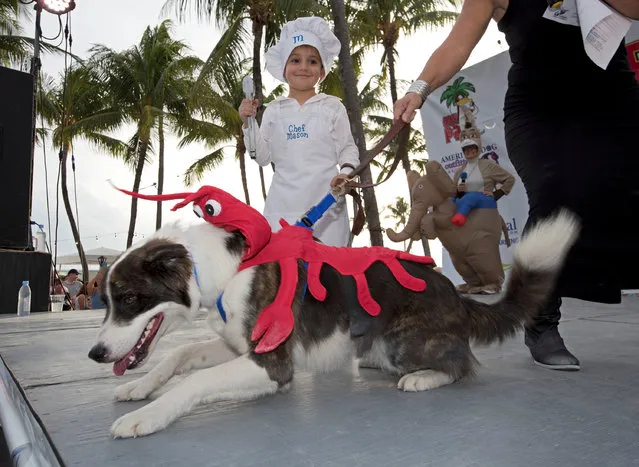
[194,14,249,99]
[408,10,458,31]
[82,132,130,159]
[66,110,128,135]
[176,118,233,148]
[183,146,227,186]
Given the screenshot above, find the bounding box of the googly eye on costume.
[205,200,222,217]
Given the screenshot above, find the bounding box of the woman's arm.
[394,0,499,122]
[603,0,639,19]
[416,0,497,90]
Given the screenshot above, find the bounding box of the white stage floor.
[1,296,638,466]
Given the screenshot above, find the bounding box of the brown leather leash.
[335,120,409,236]
[348,119,408,185]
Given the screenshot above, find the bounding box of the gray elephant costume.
[387,161,510,294]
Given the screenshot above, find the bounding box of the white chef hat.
[265,16,341,83]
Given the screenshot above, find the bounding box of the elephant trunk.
[386,202,427,243]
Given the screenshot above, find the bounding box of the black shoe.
[525,326,580,371]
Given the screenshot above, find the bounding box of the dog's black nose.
[88,343,108,362]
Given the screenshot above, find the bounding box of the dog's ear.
[143,240,191,278]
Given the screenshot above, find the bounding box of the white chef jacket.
[243,93,360,247]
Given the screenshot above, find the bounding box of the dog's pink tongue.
[113,357,130,376]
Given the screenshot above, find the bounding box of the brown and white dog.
[88,211,578,438]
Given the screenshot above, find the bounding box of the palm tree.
[343,1,458,253]
[38,66,129,283]
[151,51,201,229]
[329,0,383,246]
[350,0,458,171]
[181,61,285,204]
[1,0,74,69]
[366,112,431,255]
[180,60,251,200]
[384,196,412,251]
[163,0,318,117]
[89,20,201,247]
[367,115,427,182]
[0,0,28,66]
[162,0,321,199]
[351,0,458,104]
[367,112,431,255]
[324,69,424,184]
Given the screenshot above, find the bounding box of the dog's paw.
[114,378,156,401]
[110,406,170,439]
[398,370,454,392]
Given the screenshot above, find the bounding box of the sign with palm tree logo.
[419,51,530,286]
[439,77,479,144]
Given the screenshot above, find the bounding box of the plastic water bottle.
[17,281,31,317]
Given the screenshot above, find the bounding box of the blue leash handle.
[294,192,338,230]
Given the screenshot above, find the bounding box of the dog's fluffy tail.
[465,209,580,345]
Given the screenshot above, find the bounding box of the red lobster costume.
[116,185,435,353]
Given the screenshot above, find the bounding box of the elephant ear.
[406,170,421,190]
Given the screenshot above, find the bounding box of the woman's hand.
[393,93,424,123]
[392,0,498,124]
[238,98,259,127]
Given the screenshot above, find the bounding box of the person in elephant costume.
[451,106,515,226]
[386,160,511,295]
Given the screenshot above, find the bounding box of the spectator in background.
[87,261,107,310]
[62,268,87,310]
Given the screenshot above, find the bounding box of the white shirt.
[243,93,360,246]
[458,158,484,192]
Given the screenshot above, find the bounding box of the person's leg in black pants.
[517,208,579,370]
[505,111,579,370]
[524,294,579,370]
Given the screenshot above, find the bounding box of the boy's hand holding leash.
[330,173,353,197]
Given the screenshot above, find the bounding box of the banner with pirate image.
[419,51,529,285]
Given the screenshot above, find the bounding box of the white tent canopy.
[55,247,122,266]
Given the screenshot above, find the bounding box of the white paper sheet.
[543,0,632,69]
